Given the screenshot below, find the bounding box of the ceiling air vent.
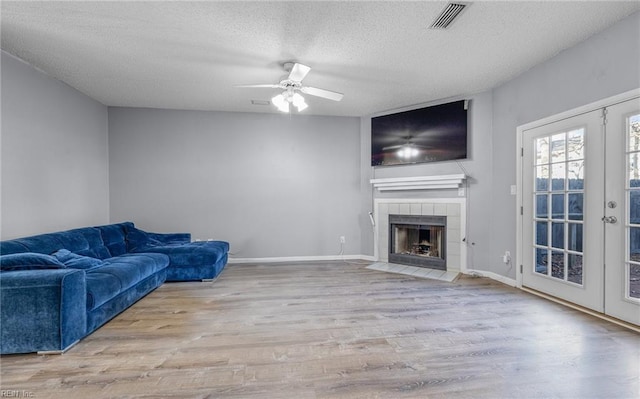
[429,2,469,29]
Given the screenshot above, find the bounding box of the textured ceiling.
[1,1,639,117]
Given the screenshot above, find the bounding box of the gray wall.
[0,51,109,239]
[108,108,362,259]
[488,10,640,279]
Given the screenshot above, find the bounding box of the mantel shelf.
[370,174,466,192]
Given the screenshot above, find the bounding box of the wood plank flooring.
[1,262,638,398]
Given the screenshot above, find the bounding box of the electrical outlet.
[503,251,511,264]
[340,236,346,244]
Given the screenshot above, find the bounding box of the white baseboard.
[465,269,517,287]
[228,255,375,264]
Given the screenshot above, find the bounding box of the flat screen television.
[371,100,468,166]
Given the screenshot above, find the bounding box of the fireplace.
[374,199,465,273]
[389,215,446,270]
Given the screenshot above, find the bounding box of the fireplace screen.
[392,225,444,258]
[389,215,446,270]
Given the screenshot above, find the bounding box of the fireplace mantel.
[370,174,466,192]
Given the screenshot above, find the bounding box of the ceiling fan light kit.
[271,93,289,113]
[237,62,343,113]
[271,90,308,113]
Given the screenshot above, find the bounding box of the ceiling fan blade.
[301,86,344,101]
[383,144,404,150]
[234,84,283,89]
[288,63,311,82]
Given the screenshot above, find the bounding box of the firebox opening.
[389,215,447,270]
[392,224,444,259]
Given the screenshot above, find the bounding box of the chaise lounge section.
[0,222,229,355]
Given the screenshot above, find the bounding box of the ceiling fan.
[236,62,344,112]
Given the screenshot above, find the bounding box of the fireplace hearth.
[389,214,446,270]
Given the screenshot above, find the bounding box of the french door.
[604,98,640,324]
[521,96,640,326]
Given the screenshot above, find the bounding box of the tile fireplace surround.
[373,198,467,273]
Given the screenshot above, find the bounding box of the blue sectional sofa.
[0,222,229,355]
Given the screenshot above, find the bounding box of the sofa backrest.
[93,222,134,258]
[0,227,109,258]
[0,222,136,259]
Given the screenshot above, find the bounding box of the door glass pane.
[568,254,583,285]
[568,193,583,221]
[629,264,640,299]
[536,165,549,191]
[551,163,565,191]
[536,248,548,275]
[627,114,640,151]
[536,137,550,164]
[567,129,584,160]
[551,251,565,279]
[568,223,583,252]
[629,154,640,188]
[551,133,566,162]
[551,194,564,220]
[536,194,548,218]
[536,222,548,246]
[630,190,640,225]
[630,227,640,262]
[552,222,564,249]
[567,161,584,190]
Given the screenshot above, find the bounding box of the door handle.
[602,216,618,224]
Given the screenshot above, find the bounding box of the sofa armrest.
[1,269,87,354]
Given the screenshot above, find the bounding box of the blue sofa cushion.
[85,253,169,310]
[0,241,29,255]
[0,227,112,260]
[134,240,229,281]
[162,241,229,265]
[122,223,191,251]
[0,253,66,271]
[54,228,110,258]
[52,249,104,270]
[125,226,162,252]
[94,223,129,257]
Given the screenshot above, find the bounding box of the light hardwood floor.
[1,262,638,398]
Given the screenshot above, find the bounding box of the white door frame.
[516,89,640,289]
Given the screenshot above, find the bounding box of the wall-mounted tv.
[371,100,468,166]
